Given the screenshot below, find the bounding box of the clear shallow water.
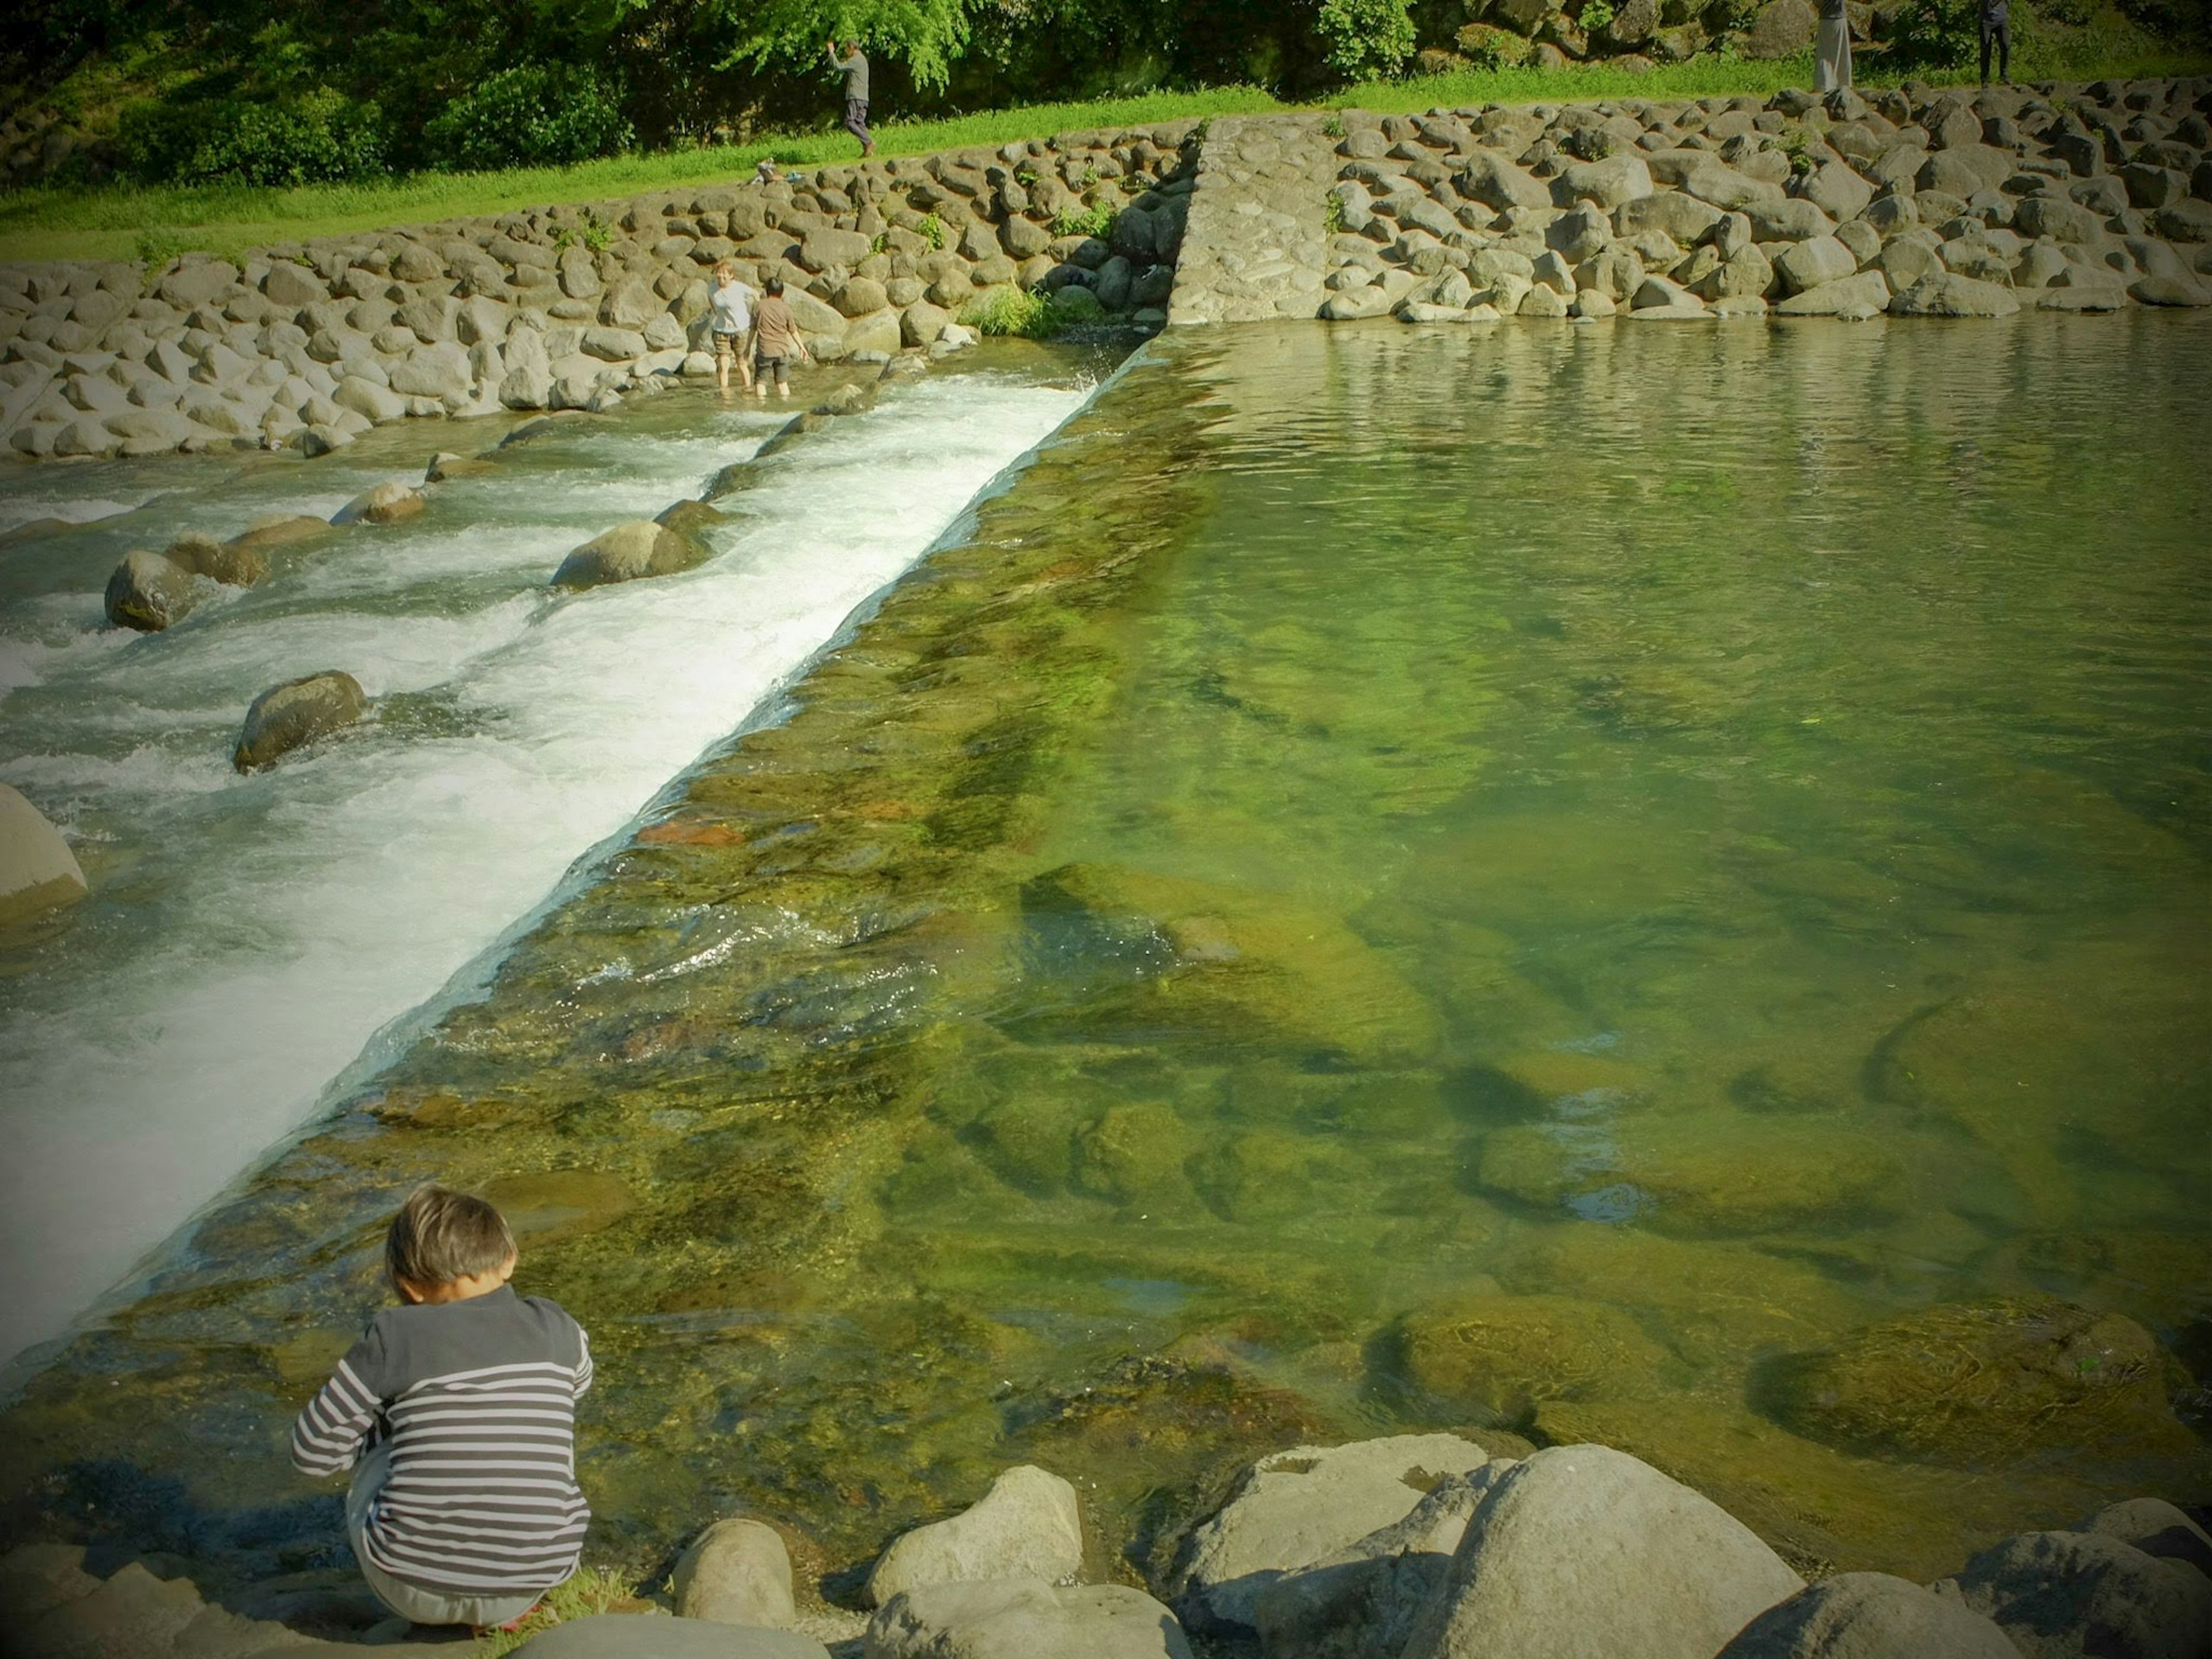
[0,316,2205,1592]
[0,362,1089,1366]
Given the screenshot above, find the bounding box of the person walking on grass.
[1813,0,1851,92]
[291,1185,592,1638]
[709,259,757,396]
[750,276,810,399]
[827,37,873,157]
[1979,0,2010,84]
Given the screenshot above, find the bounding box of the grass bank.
[1,43,2203,267]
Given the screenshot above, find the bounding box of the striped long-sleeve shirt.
[291,1285,593,1596]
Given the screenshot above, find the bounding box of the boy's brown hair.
[385,1184,516,1289]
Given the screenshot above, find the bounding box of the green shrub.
[1316,0,1417,81]
[1051,199,1119,238]
[116,88,387,186]
[1580,0,1620,33]
[960,285,1103,337]
[918,212,946,249]
[1888,0,1980,64]
[1454,23,1535,67]
[422,63,633,172]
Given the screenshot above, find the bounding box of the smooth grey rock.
[16,1561,204,1657]
[1551,154,1655,210]
[2130,275,2211,306]
[0,1544,101,1620]
[332,481,427,525]
[2016,195,2108,244]
[1745,198,1838,241]
[1801,161,1874,222]
[1173,1435,1496,1634]
[1615,191,1722,245]
[1938,1530,2211,1659]
[866,1466,1082,1609]
[1456,153,1551,213]
[389,340,472,399]
[1719,1573,2020,1658]
[104,548,199,631]
[233,671,368,772]
[164,528,267,587]
[1400,1445,1804,1659]
[866,1580,1192,1659]
[1252,1465,1515,1659]
[332,374,406,423]
[553,520,711,588]
[2081,1500,2212,1579]
[674,1518,797,1627]
[1773,268,1891,316]
[0,785,88,923]
[1321,285,1392,320]
[1889,271,2020,315]
[1776,234,1859,294]
[518,1615,830,1658]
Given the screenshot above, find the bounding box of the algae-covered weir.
[2,306,2208,1618]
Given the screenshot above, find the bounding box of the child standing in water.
[291,1185,593,1635]
[749,275,810,399]
[709,259,757,396]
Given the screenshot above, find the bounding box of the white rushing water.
[0,369,1086,1367]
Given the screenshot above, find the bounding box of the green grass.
[471,1566,641,1658]
[1,39,2203,266]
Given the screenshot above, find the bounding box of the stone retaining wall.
[5,77,2211,465]
[0,122,1196,461]
[1312,76,2212,323]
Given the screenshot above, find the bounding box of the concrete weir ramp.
[1167,113,1341,323]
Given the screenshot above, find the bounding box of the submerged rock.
[165,528,267,588]
[865,1465,1083,1608]
[1400,1445,1803,1659]
[1172,1434,1498,1633]
[656,498,729,543]
[332,480,427,525]
[867,1579,1194,1659]
[1765,1297,2187,1464]
[103,547,199,631]
[552,520,712,588]
[1934,1530,2212,1659]
[1396,1294,1671,1426]
[1718,1572,2020,1658]
[233,671,369,772]
[673,1517,796,1627]
[228,512,331,553]
[0,785,88,923]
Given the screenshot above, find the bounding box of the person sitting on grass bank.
[710,259,757,396]
[827,37,873,157]
[291,1184,593,1637]
[750,276,810,399]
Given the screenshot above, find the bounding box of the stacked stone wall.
[0,122,1196,461]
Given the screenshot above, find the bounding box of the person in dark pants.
[1979,0,2010,85]
[826,38,873,157]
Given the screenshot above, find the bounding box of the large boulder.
[866,1467,1082,1609]
[1741,0,1816,56]
[1252,1466,1512,1659]
[1172,1435,1497,1634]
[1772,270,1891,317]
[1615,192,1723,246]
[1775,235,1859,296]
[1719,1573,2020,1658]
[552,521,713,588]
[866,1580,1193,1659]
[1399,1446,1804,1659]
[0,785,88,923]
[1397,1295,1669,1423]
[1935,1531,2211,1659]
[1551,154,1654,211]
[673,1518,796,1627]
[164,529,267,588]
[2080,1499,2212,1579]
[233,671,368,772]
[517,1616,828,1658]
[1455,153,1551,213]
[1889,271,2020,316]
[332,481,427,525]
[1764,1297,2182,1462]
[229,513,330,553]
[103,548,199,631]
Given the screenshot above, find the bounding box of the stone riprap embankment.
[1313,75,2212,323]
[1166,113,1342,323]
[7,1437,2208,1657]
[0,123,1194,461]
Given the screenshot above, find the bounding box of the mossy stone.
[1074,1101,1199,1209]
[1397,1293,1672,1427]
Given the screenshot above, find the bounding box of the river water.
[0,356,1090,1368]
[0,315,2205,1594]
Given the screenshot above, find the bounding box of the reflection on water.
[1,316,2205,1592]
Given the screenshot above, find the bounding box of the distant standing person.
[827,37,873,157]
[709,261,756,396]
[1979,0,2010,84]
[750,276,810,400]
[1813,0,1851,92]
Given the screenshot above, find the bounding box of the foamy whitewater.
[0,371,1085,1367]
